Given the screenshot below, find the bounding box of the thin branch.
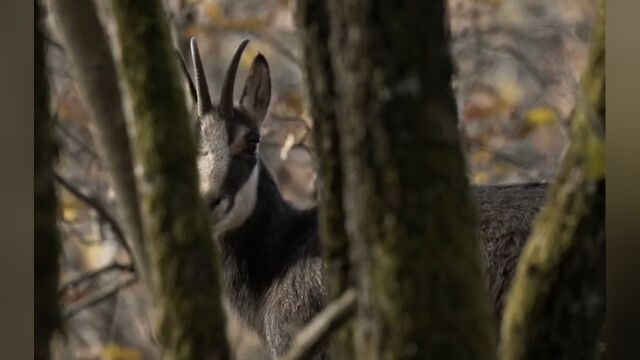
[44,33,66,54]
[62,276,137,320]
[60,222,104,246]
[283,289,357,360]
[468,140,554,181]
[209,25,301,67]
[491,44,548,86]
[246,30,301,67]
[59,262,134,297]
[53,119,99,159]
[270,112,312,133]
[53,172,132,256]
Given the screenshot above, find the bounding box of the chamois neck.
[217,158,291,278]
[215,157,323,340]
[235,159,287,233]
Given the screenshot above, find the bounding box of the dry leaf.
[102,344,141,360]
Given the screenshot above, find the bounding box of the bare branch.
[467,140,552,181]
[44,32,66,54]
[59,262,134,298]
[62,276,137,320]
[283,289,357,360]
[53,172,132,256]
[208,25,301,67]
[245,30,300,67]
[53,116,99,160]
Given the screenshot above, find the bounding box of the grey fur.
[475,183,547,320]
[185,39,547,359]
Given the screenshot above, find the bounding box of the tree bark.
[49,0,149,284]
[35,2,60,359]
[326,1,497,358]
[295,1,354,358]
[499,2,606,359]
[100,0,230,358]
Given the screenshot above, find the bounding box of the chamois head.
[183,38,271,235]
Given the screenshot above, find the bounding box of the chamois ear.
[240,54,271,126]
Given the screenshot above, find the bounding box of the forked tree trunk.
[99,0,230,358]
[295,1,354,358]
[49,0,149,284]
[35,2,60,359]
[313,1,496,358]
[499,2,606,359]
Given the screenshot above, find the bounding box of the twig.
[283,289,357,360]
[62,276,137,320]
[53,117,99,160]
[248,30,301,67]
[60,222,103,246]
[210,25,301,67]
[491,44,547,86]
[53,172,132,256]
[468,140,533,169]
[44,32,66,54]
[59,262,134,297]
[270,112,312,133]
[466,140,555,181]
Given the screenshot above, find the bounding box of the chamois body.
[217,174,545,358]
[475,182,547,320]
[219,162,325,358]
[182,38,546,359]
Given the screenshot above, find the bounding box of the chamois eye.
[246,135,260,154]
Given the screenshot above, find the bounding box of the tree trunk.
[499,2,606,359]
[49,0,149,284]
[295,1,354,358]
[35,2,60,359]
[325,1,497,358]
[100,0,230,358]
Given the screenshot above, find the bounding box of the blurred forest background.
[41,0,598,358]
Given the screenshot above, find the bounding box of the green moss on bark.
[499,2,605,359]
[35,2,61,359]
[327,1,496,359]
[106,1,230,358]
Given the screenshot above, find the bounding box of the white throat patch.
[212,162,260,238]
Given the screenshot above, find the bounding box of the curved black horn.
[190,37,213,116]
[175,49,197,104]
[219,39,250,117]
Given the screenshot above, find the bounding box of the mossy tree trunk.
[100,0,230,358]
[35,1,60,359]
[295,1,354,358]
[499,2,606,359]
[49,0,149,284]
[302,0,498,358]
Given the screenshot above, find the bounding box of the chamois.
[181,38,546,359]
